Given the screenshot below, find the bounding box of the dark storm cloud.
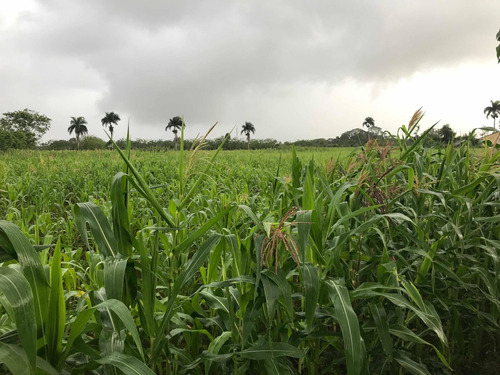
[2,0,499,138]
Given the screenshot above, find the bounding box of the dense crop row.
[0,117,499,374]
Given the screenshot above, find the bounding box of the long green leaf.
[0,221,49,329]
[0,342,30,375]
[302,263,319,332]
[46,238,65,366]
[74,202,117,257]
[111,172,133,257]
[0,267,36,372]
[108,137,176,228]
[0,342,59,375]
[240,342,304,360]
[326,279,363,375]
[62,299,145,364]
[104,257,128,301]
[97,353,155,375]
[369,303,392,358]
[389,325,449,368]
[394,352,431,375]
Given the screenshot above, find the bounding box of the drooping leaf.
[97,353,155,375]
[0,221,49,328]
[394,352,431,375]
[74,202,117,257]
[0,267,36,372]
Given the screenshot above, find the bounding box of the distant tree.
[101,112,120,140]
[80,135,107,150]
[241,122,256,150]
[0,129,35,150]
[0,109,51,146]
[370,126,383,137]
[484,100,500,129]
[165,116,184,150]
[362,117,375,131]
[438,124,456,144]
[496,29,500,63]
[68,116,88,150]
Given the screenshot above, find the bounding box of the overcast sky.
[1,0,499,142]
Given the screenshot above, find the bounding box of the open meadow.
[0,131,499,374]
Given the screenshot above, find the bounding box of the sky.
[1,0,499,143]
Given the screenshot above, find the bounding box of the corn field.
[0,115,499,374]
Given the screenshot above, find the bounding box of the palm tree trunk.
[77,135,80,151]
[247,133,250,150]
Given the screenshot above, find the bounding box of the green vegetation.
[101,112,121,141]
[67,117,89,150]
[0,115,499,374]
[0,109,51,150]
[241,122,256,150]
[165,116,185,150]
[484,100,500,129]
[496,28,500,63]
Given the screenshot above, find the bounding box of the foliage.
[329,128,385,147]
[166,116,184,149]
[80,135,107,150]
[0,129,37,150]
[362,116,375,131]
[484,100,500,129]
[101,112,121,140]
[0,109,51,148]
[241,121,256,149]
[0,114,499,374]
[496,28,500,63]
[438,124,456,144]
[68,116,88,150]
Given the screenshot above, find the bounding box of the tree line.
[1,103,499,151]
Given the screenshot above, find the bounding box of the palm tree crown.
[68,116,88,150]
[362,117,375,129]
[241,122,256,150]
[165,116,184,149]
[101,112,121,140]
[484,100,500,129]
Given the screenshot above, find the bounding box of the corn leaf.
[302,263,319,332]
[97,353,155,375]
[46,238,65,366]
[326,279,364,375]
[74,202,117,257]
[0,267,36,372]
[240,342,304,360]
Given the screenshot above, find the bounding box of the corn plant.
[0,113,498,374]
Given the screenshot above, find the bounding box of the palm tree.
[484,100,500,129]
[241,122,255,150]
[165,116,184,150]
[68,116,88,150]
[362,117,375,130]
[101,112,121,140]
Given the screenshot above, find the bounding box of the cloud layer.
[1,0,499,141]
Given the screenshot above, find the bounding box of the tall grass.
[0,114,498,374]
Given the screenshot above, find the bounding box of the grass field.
[0,130,499,374]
